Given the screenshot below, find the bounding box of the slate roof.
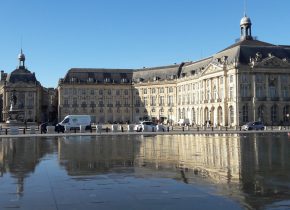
[218,39,290,65]
[62,68,134,84]
[133,64,181,82]
[60,39,290,85]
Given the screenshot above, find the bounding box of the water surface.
[1,134,290,210]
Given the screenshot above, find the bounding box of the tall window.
[229,87,233,100]
[283,106,290,122]
[159,96,164,106]
[229,106,234,124]
[271,105,278,123]
[242,104,248,122]
[256,85,264,97]
[168,96,173,106]
[143,97,147,105]
[282,86,289,98]
[150,96,156,106]
[258,106,265,122]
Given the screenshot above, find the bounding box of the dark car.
[242,121,265,131]
[39,122,64,133]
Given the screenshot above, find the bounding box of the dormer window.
[170,75,176,80]
[104,78,111,83]
[137,78,144,83]
[70,77,77,83]
[153,76,159,81]
[88,77,94,83]
[121,78,128,83]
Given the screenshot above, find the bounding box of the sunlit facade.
[58,16,290,126]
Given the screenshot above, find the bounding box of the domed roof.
[6,68,39,84]
[240,15,251,26]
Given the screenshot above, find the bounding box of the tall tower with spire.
[240,15,252,40]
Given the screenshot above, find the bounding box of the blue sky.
[0,0,289,88]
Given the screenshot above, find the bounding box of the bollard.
[23,128,26,134]
[197,127,199,132]
[211,127,213,131]
[182,127,184,132]
[5,128,8,135]
[240,126,242,131]
[167,126,169,132]
[226,127,228,131]
[90,127,93,133]
[106,127,109,132]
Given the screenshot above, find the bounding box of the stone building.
[58,68,134,123]
[58,15,290,126]
[0,50,57,123]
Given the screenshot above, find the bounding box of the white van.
[58,115,92,130]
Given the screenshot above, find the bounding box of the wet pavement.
[1,134,290,209]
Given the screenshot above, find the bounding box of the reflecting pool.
[1,133,290,210]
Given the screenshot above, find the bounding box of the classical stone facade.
[0,50,57,123]
[58,16,290,126]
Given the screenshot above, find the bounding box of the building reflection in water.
[1,133,290,209]
[0,137,57,197]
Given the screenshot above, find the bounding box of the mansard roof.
[62,68,134,84]
[59,39,290,86]
[133,64,181,82]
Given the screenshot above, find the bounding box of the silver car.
[242,121,265,131]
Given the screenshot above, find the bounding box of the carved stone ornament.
[250,53,290,68]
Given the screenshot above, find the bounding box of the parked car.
[135,121,157,132]
[242,121,265,131]
[177,119,190,126]
[135,121,167,132]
